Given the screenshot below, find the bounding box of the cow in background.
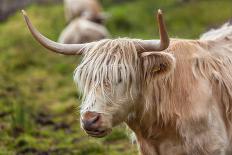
[59,0,110,44]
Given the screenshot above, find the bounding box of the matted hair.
[73,38,142,105]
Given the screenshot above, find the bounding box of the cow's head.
[22,10,175,137]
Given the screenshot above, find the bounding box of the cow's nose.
[81,111,101,131]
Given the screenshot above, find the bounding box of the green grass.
[106,0,232,38]
[0,0,232,154]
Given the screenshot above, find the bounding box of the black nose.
[82,111,101,131]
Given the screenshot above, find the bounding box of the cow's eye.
[117,78,122,84]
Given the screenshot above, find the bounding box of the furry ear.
[140,52,176,77]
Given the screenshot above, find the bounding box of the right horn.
[22,10,93,55]
[135,9,170,52]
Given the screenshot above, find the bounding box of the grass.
[0,0,232,154]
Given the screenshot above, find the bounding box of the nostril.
[82,112,101,131]
[91,114,100,124]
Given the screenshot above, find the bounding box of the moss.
[103,128,128,143]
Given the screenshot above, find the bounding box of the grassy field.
[0,0,232,154]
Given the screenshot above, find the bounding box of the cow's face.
[74,42,141,137]
[74,41,175,138]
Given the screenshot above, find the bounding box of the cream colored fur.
[74,22,232,155]
[64,0,104,23]
[58,17,109,44]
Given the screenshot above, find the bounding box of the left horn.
[22,10,94,55]
[135,9,170,52]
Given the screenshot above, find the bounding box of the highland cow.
[22,10,232,155]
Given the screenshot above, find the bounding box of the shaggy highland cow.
[22,10,232,155]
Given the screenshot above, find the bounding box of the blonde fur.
[58,17,109,44]
[74,39,140,107]
[74,22,232,155]
[64,0,102,22]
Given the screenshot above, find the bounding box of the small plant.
[11,100,33,137]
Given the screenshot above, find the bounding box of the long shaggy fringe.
[74,38,141,105]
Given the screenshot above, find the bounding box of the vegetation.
[0,0,231,154]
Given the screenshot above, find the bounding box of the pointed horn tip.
[21,10,27,17]
[156,9,163,20]
[21,10,26,15]
[158,9,163,15]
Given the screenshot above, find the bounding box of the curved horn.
[22,10,92,55]
[135,9,170,52]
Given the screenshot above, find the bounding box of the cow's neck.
[125,77,180,154]
[126,103,179,155]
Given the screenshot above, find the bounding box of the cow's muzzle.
[81,111,111,138]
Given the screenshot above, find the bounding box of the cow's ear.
[140,52,176,76]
